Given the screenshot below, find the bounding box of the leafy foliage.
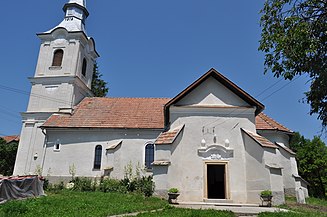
[289,132,327,198]
[260,190,272,197]
[168,188,179,193]
[91,62,108,97]
[259,0,327,131]
[57,175,154,197]
[99,178,127,193]
[0,138,18,176]
[71,177,93,192]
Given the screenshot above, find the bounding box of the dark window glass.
[55,143,60,150]
[145,144,154,169]
[52,49,64,66]
[93,145,102,169]
[82,58,87,77]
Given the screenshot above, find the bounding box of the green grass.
[258,197,327,217]
[2,191,327,217]
[307,197,327,207]
[259,212,327,217]
[136,207,235,217]
[0,191,167,217]
[0,191,234,217]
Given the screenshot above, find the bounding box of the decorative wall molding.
[198,144,233,160]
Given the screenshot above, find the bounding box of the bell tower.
[13,0,99,175]
[28,0,99,112]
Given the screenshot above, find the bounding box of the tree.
[290,132,327,198]
[0,138,18,176]
[259,0,327,132]
[91,62,108,97]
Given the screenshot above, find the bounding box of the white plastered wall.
[175,77,250,107]
[153,75,258,203]
[242,133,271,204]
[41,128,161,180]
[13,113,52,176]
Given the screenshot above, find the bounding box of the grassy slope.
[259,197,327,217]
[0,191,235,217]
[0,191,167,217]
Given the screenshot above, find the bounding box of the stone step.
[204,199,233,203]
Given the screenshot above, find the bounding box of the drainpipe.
[40,127,48,176]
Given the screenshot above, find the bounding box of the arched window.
[145,143,154,170]
[52,49,64,66]
[93,145,102,169]
[82,58,87,77]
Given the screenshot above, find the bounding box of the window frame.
[93,145,102,170]
[144,143,155,171]
[52,49,64,67]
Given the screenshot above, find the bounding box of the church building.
[13,0,308,205]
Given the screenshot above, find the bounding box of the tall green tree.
[91,63,108,97]
[0,138,18,176]
[259,0,327,132]
[290,132,327,198]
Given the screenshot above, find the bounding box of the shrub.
[168,188,179,193]
[136,176,155,197]
[120,177,136,192]
[99,178,126,193]
[46,181,65,193]
[46,175,155,197]
[43,178,49,190]
[72,177,92,191]
[260,190,272,197]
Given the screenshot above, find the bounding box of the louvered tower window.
[52,49,64,66]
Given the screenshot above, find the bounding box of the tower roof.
[42,0,89,34]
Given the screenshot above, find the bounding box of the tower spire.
[44,0,89,34]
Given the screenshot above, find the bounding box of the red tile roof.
[42,97,170,129]
[256,113,293,133]
[42,98,291,134]
[155,125,185,145]
[242,128,278,149]
[1,135,20,143]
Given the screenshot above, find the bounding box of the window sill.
[49,66,62,70]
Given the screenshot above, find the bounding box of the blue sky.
[0,0,325,143]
